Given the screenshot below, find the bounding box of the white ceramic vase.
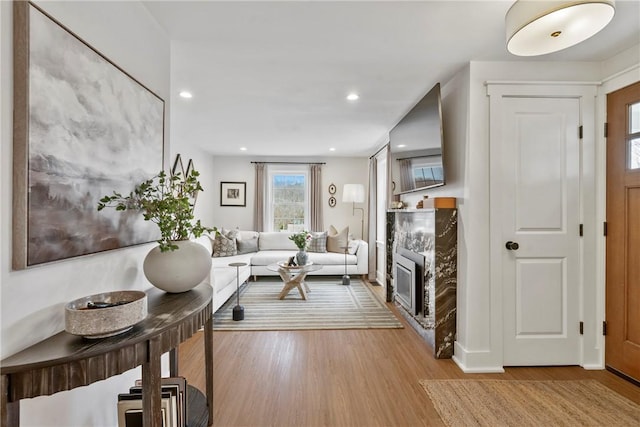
[143,240,212,293]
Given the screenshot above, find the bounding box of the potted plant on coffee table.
[289,230,312,266]
[98,167,215,293]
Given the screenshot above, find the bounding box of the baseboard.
[453,342,505,373]
[582,363,605,370]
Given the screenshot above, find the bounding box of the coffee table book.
[117,391,174,427]
[134,377,187,427]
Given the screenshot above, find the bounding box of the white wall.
[170,145,218,230]
[208,156,369,238]
[0,2,171,425]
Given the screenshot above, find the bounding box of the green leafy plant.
[97,169,215,252]
[289,230,311,250]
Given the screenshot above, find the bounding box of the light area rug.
[213,278,403,330]
[420,379,640,427]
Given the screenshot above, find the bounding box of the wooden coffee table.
[267,262,323,300]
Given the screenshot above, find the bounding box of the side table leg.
[169,348,179,378]
[204,315,214,426]
[142,336,163,427]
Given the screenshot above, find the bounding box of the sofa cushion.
[250,250,298,266]
[327,225,349,253]
[258,232,298,251]
[236,230,259,241]
[308,252,357,265]
[212,229,237,257]
[307,231,327,253]
[250,250,357,266]
[237,236,258,254]
[211,253,253,269]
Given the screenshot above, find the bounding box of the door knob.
[505,241,519,250]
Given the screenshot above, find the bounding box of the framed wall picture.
[220,182,246,206]
[328,183,336,194]
[12,2,164,269]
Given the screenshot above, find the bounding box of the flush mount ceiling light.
[179,91,193,99]
[346,93,359,101]
[506,0,615,56]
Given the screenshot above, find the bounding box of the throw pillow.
[326,225,349,253]
[212,229,237,257]
[307,231,327,253]
[235,229,259,242]
[347,239,359,255]
[236,236,258,254]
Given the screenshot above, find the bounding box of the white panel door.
[501,97,581,366]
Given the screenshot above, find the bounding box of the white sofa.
[194,231,369,312]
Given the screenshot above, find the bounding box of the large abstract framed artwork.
[12,2,165,269]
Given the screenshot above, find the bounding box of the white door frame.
[375,151,388,286]
[487,82,598,369]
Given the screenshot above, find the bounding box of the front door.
[500,96,581,366]
[605,81,640,382]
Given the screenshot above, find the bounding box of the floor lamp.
[342,184,365,286]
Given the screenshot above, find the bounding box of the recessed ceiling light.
[397,144,407,148]
[329,147,336,152]
[240,147,247,151]
[179,91,193,99]
[346,93,359,101]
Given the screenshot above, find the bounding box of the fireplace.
[387,206,457,358]
[394,247,425,316]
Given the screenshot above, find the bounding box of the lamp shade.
[506,0,615,56]
[342,184,365,203]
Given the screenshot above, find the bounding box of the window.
[629,102,640,170]
[412,157,444,188]
[266,165,309,232]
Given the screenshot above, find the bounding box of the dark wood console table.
[1,283,213,427]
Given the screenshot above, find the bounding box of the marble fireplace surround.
[386,204,457,359]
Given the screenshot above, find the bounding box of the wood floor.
[178,284,640,427]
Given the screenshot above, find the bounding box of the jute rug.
[213,278,403,330]
[420,379,640,427]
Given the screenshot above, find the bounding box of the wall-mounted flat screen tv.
[390,82,444,195]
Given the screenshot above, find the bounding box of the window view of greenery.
[272,174,306,231]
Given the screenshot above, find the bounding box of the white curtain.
[367,156,377,282]
[399,158,414,191]
[310,164,323,232]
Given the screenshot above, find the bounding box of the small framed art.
[220,182,246,206]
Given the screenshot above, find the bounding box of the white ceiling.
[143,0,640,158]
